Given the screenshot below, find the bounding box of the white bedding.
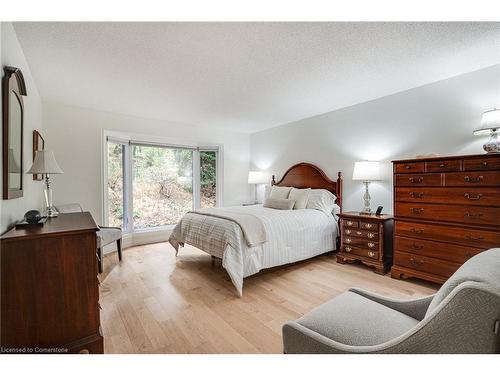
[169,205,339,296]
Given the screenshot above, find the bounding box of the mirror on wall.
[2,66,27,200]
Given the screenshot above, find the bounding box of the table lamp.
[352,161,381,214]
[27,150,64,217]
[474,109,500,153]
[248,171,268,204]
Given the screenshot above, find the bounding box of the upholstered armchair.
[282,248,500,354]
[55,203,122,273]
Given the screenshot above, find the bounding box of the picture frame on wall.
[32,130,45,181]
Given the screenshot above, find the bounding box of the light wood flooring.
[99,243,438,354]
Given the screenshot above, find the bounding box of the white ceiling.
[13,22,500,133]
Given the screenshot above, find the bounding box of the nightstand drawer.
[359,221,378,231]
[342,219,359,228]
[343,236,378,250]
[342,245,378,260]
[343,228,379,241]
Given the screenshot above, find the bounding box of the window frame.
[102,131,222,234]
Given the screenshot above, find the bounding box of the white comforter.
[170,205,338,296]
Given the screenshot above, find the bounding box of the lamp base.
[483,132,500,153]
[46,207,59,218]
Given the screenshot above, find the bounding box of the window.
[107,141,125,228]
[105,135,219,232]
[132,145,193,229]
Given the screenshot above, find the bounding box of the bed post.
[271,175,276,186]
[337,171,343,213]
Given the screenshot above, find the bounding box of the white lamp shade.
[474,109,500,135]
[27,150,64,174]
[248,171,268,184]
[352,161,381,181]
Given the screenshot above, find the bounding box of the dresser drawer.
[359,221,378,231]
[463,157,500,171]
[394,236,483,263]
[343,236,379,250]
[342,219,359,228]
[394,187,500,207]
[394,220,500,249]
[425,159,461,173]
[342,245,379,260]
[344,228,379,240]
[395,173,442,186]
[444,171,500,187]
[394,252,459,279]
[395,202,500,226]
[395,162,424,174]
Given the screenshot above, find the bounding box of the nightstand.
[337,211,394,274]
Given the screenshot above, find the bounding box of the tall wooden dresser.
[0,212,103,353]
[391,153,500,284]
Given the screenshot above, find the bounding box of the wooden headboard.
[271,162,343,212]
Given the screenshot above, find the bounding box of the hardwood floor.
[99,243,438,354]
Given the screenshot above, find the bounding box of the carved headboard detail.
[272,162,342,212]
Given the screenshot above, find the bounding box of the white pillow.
[263,198,296,210]
[269,186,291,199]
[306,189,338,216]
[288,187,311,209]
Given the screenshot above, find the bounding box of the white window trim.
[101,130,224,235]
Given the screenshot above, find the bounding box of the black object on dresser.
[391,153,500,284]
[337,212,394,274]
[0,212,103,354]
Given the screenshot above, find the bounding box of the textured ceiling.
[13,22,500,133]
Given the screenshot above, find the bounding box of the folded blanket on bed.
[187,207,267,247]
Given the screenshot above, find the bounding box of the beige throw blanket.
[188,207,267,247]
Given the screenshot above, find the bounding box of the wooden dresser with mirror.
[392,153,500,284]
[0,212,103,353]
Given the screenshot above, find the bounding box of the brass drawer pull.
[410,258,423,266]
[410,228,423,234]
[346,221,355,226]
[368,242,376,248]
[465,235,484,241]
[410,192,424,198]
[411,243,423,250]
[439,163,445,168]
[364,223,374,229]
[345,229,351,234]
[409,177,423,183]
[464,193,483,200]
[344,246,352,252]
[404,165,412,169]
[356,231,362,235]
[464,175,483,183]
[368,251,376,258]
[367,233,375,239]
[464,212,483,218]
[482,161,488,166]
[410,207,424,214]
[345,238,352,243]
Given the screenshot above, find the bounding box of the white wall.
[250,65,500,214]
[43,102,250,227]
[0,23,44,234]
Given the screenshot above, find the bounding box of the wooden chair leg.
[97,247,103,274]
[117,238,122,261]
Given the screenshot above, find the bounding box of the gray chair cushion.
[426,248,500,317]
[294,291,419,346]
[97,227,122,248]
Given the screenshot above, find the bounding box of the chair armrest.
[349,287,434,321]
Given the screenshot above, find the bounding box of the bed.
[169,163,343,296]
